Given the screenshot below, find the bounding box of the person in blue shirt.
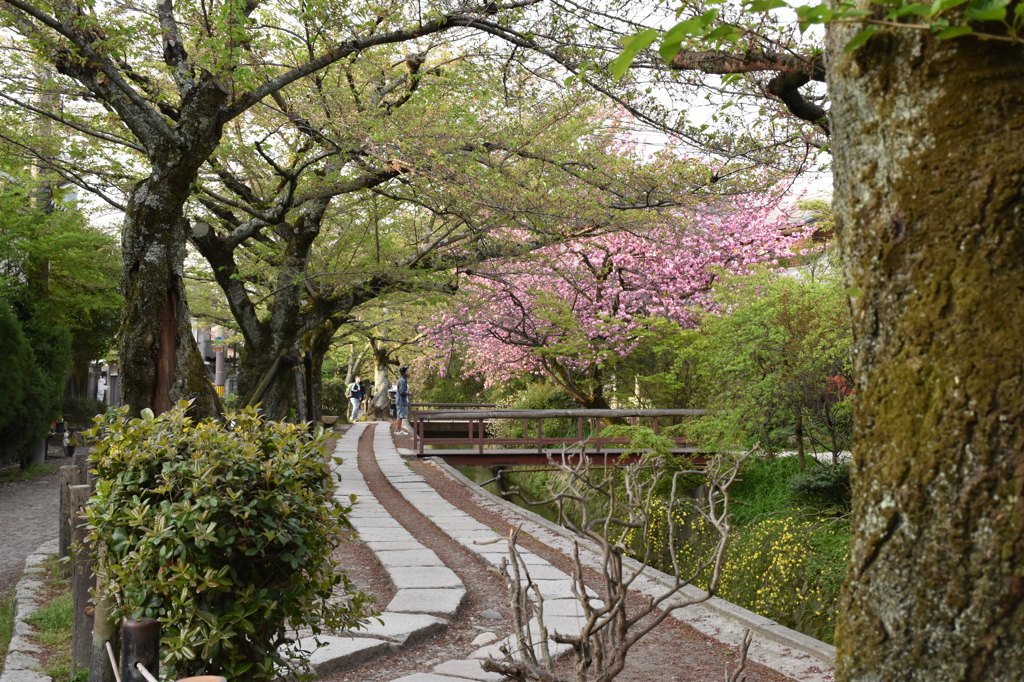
[348,375,364,422]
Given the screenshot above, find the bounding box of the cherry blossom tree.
[424,194,805,408]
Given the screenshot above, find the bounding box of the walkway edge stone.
[430,456,838,672]
[1,539,57,682]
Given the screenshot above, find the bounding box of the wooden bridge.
[409,405,706,465]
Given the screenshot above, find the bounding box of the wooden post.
[74,451,89,480]
[90,544,119,682]
[290,349,307,424]
[120,618,160,682]
[59,465,81,577]
[70,507,94,672]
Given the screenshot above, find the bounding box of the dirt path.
[0,455,67,594]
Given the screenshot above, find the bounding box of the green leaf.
[746,0,789,11]
[796,4,835,22]
[965,0,1009,21]
[844,286,863,297]
[929,0,970,15]
[141,408,155,420]
[895,3,932,15]
[609,29,658,81]
[706,25,740,39]
[844,26,879,52]
[935,24,974,37]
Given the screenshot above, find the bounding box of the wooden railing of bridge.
[409,407,706,465]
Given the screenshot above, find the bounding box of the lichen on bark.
[827,17,1024,681]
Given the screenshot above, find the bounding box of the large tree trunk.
[367,345,396,419]
[305,318,345,423]
[119,178,219,418]
[237,343,295,420]
[828,23,1024,680]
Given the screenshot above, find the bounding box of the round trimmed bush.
[86,402,372,680]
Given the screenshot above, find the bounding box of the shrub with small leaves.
[85,401,372,680]
[788,462,851,511]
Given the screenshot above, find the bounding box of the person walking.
[64,429,76,458]
[393,366,411,435]
[348,375,364,422]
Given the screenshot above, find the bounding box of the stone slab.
[296,635,393,675]
[387,588,467,618]
[13,621,37,637]
[508,563,568,581]
[7,634,44,654]
[433,519,494,531]
[355,528,417,542]
[351,517,406,527]
[533,615,585,637]
[448,532,504,546]
[350,613,447,645]
[389,675,467,682]
[540,598,604,617]
[0,672,52,682]
[375,549,445,567]
[2,651,40,671]
[524,580,596,600]
[432,659,506,681]
[387,566,462,589]
[365,541,426,551]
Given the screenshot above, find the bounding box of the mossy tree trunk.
[827,22,1024,680]
[118,79,228,418]
[304,317,346,423]
[367,342,398,419]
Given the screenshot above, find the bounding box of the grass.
[1,586,14,670]
[0,462,58,483]
[22,556,88,682]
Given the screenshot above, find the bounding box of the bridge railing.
[410,408,706,457]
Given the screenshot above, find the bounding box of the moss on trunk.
[827,20,1024,680]
[119,177,219,419]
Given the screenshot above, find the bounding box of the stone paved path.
[303,424,834,682]
[0,460,64,593]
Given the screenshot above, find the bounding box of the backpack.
[346,382,358,398]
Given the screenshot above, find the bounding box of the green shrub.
[60,396,107,427]
[0,301,69,467]
[86,402,373,680]
[321,377,349,418]
[788,461,852,511]
[728,456,802,525]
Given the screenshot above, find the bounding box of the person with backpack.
[347,375,364,422]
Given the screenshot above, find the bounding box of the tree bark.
[367,344,397,419]
[827,22,1024,680]
[119,177,220,418]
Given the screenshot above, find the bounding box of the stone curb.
[1,539,58,682]
[430,457,838,676]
